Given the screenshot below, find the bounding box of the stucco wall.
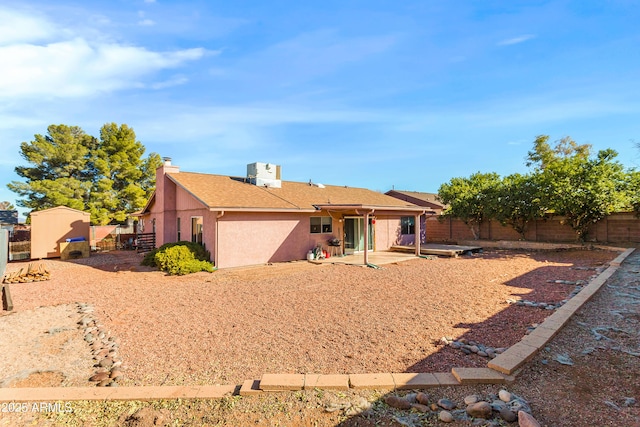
[215,212,317,268]
[30,207,90,259]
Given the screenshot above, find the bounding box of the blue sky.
[1,1,639,218]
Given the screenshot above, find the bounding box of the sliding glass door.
[344,217,374,254]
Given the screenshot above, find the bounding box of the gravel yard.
[1,248,617,389]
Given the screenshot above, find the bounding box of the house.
[384,190,445,215]
[0,210,18,226]
[0,210,19,241]
[384,190,446,246]
[139,159,429,269]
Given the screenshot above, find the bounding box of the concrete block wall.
[426,212,640,244]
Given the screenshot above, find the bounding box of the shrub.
[141,241,214,275]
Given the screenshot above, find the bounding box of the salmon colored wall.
[90,225,118,246]
[214,212,417,269]
[379,215,431,246]
[216,212,319,268]
[154,163,180,247]
[30,207,90,259]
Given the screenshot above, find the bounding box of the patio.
[309,250,420,267]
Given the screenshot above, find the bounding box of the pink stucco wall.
[30,207,90,259]
[215,212,322,268]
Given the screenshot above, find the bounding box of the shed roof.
[164,172,425,213]
[30,206,90,217]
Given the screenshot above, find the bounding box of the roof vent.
[247,162,282,188]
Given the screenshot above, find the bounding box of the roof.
[165,172,425,213]
[30,206,90,217]
[385,190,446,209]
[0,210,18,224]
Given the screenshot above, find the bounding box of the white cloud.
[0,38,206,98]
[498,34,536,46]
[0,6,208,99]
[0,7,57,44]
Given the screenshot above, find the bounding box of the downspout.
[215,211,225,268]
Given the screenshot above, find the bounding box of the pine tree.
[8,123,161,225]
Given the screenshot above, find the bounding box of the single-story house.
[138,159,431,269]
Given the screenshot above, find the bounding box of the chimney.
[163,157,172,166]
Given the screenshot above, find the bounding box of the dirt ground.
[0,247,638,426]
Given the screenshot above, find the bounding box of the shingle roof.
[385,190,445,208]
[167,172,422,212]
[0,210,18,224]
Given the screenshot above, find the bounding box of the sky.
[1,0,639,219]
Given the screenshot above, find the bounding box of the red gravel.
[3,248,616,387]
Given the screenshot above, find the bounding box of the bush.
[141,241,214,275]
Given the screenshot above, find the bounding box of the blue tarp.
[65,237,86,242]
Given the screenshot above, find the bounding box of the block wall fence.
[425,212,640,244]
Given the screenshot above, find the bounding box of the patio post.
[363,212,369,265]
[415,213,421,257]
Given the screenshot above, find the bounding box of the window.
[192,217,203,244]
[401,216,415,235]
[177,217,181,241]
[310,217,332,234]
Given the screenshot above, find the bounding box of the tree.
[491,173,546,239]
[7,124,96,212]
[0,201,15,210]
[437,172,501,239]
[8,123,161,225]
[527,135,628,241]
[87,123,162,225]
[625,169,640,216]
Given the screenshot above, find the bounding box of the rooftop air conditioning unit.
[247,162,282,188]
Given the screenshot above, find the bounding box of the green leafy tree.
[527,135,628,241]
[626,169,640,216]
[437,172,501,239]
[491,173,546,239]
[8,123,161,225]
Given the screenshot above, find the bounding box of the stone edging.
[0,248,634,402]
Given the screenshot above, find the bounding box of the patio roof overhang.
[313,204,432,265]
[313,204,435,216]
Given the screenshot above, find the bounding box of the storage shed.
[30,207,91,259]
